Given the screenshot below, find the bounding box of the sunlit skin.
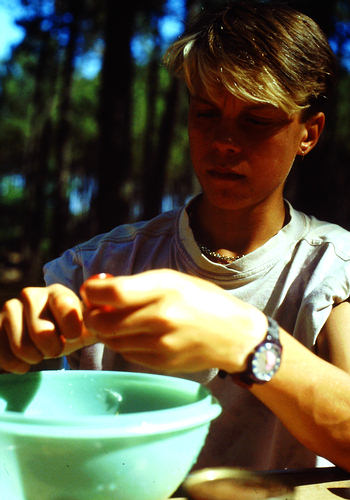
[1,86,350,471]
[188,90,325,256]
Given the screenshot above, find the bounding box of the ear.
[298,112,325,157]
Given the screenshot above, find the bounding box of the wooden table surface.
[266,466,350,499]
[173,466,350,499]
[295,479,350,499]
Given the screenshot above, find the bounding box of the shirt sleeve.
[43,248,87,370]
[43,248,85,295]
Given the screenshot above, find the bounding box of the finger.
[20,287,64,358]
[98,333,164,352]
[2,299,43,364]
[99,329,174,370]
[60,327,97,356]
[120,351,178,372]
[80,270,179,309]
[84,307,142,337]
[0,313,31,374]
[119,346,207,373]
[102,333,200,373]
[80,273,115,310]
[83,300,168,337]
[47,284,85,341]
[99,332,193,373]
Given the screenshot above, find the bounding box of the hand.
[0,284,96,374]
[81,269,267,373]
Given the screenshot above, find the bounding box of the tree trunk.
[22,30,57,282]
[51,12,80,254]
[142,76,180,219]
[94,0,134,233]
[140,43,161,219]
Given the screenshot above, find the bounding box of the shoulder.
[43,208,182,291]
[78,209,180,250]
[291,205,350,261]
[278,205,350,345]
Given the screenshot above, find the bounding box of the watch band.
[239,316,281,386]
[218,316,282,387]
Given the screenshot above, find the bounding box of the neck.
[189,195,287,258]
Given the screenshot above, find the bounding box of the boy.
[1,1,350,472]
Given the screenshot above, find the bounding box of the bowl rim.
[0,370,222,438]
[183,467,296,496]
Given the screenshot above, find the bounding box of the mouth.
[207,169,245,181]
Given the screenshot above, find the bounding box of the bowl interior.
[0,372,222,500]
[0,370,217,427]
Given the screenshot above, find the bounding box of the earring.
[300,147,307,159]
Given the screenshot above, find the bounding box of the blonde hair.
[164,1,336,119]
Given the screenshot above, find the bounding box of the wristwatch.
[218,316,282,386]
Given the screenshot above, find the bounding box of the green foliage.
[132,65,148,171]
[69,76,99,172]
[0,175,24,202]
[335,75,350,152]
[1,0,350,287]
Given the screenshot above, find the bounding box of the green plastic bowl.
[0,370,221,500]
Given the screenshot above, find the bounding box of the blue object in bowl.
[0,370,221,500]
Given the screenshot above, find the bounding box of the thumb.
[80,270,171,309]
[48,284,87,341]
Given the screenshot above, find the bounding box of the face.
[188,89,310,212]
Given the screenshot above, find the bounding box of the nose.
[213,135,241,154]
[212,120,242,153]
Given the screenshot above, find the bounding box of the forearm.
[251,329,350,471]
[73,269,350,472]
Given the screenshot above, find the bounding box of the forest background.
[0,0,350,304]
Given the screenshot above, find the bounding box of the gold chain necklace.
[187,202,244,264]
[199,243,244,264]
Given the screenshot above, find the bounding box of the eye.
[245,115,273,126]
[190,101,220,119]
[195,109,219,118]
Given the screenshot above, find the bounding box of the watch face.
[251,342,282,382]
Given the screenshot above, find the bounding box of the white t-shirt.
[44,200,350,470]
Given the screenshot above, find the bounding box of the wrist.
[220,315,282,387]
[236,310,269,372]
[239,316,282,385]
[217,309,267,374]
